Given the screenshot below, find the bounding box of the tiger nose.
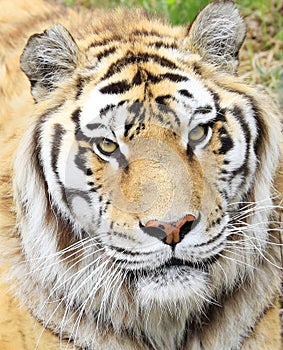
[141,215,196,246]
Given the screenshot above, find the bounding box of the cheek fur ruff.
[0,0,282,349]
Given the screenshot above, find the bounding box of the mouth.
[163,255,219,272]
[108,241,221,274]
[165,257,200,268]
[122,255,220,278]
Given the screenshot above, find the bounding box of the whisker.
[219,251,258,271]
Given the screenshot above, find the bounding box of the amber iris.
[188,125,207,143]
[97,138,118,155]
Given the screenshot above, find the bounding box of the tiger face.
[53,71,257,301]
[9,1,281,349]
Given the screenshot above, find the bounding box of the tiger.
[0,0,282,349]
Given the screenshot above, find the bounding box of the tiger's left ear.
[186,1,246,74]
[20,24,80,101]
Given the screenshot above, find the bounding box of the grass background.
[62,0,283,109]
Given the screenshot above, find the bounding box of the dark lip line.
[115,253,221,274]
[163,254,220,269]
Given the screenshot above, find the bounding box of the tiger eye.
[188,125,206,143]
[97,138,118,155]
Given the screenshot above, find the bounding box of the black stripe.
[195,105,213,114]
[28,104,65,213]
[143,70,160,84]
[72,108,91,143]
[96,47,117,61]
[86,104,116,130]
[147,41,178,49]
[132,70,143,85]
[76,77,84,98]
[219,90,267,161]
[126,102,146,127]
[191,62,203,76]
[155,97,181,126]
[30,124,50,213]
[100,80,131,94]
[250,104,268,159]
[218,125,234,155]
[128,100,143,115]
[160,72,188,82]
[110,148,128,168]
[109,245,152,256]
[136,71,188,85]
[51,124,66,182]
[76,77,88,99]
[86,123,106,131]
[102,198,112,213]
[218,126,227,135]
[87,35,121,49]
[186,144,194,159]
[209,91,226,122]
[102,52,179,80]
[231,106,251,145]
[215,108,227,123]
[219,189,229,202]
[194,231,224,247]
[154,113,165,123]
[124,123,134,138]
[71,108,81,130]
[89,184,102,192]
[179,89,194,99]
[155,94,171,105]
[132,29,162,37]
[74,146,91,175]
[229,106,251,178]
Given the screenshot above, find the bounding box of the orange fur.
[0,0,282,349]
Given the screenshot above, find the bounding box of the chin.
[133,264,211,315]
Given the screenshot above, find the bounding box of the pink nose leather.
[145,215,196,245]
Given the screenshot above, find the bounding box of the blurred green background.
[62,0,283,108]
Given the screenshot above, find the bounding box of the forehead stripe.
[136,70,188,85]
[87,35,121,49]
[147,41,178,50]
[100,80,131,95]
[131,29,162,37]
[158,72,188,83]
[99,71,188,96]
[96,46,117,61]
[102,52,179,80]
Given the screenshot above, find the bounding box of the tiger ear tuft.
[20,24,79,101]
[186,1,246,74]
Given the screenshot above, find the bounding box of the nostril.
[139,223,167,241]
[179,220,194,241]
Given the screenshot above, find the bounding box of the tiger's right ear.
[20,24,80,101]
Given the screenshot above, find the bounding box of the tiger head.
[14,1,281,348]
